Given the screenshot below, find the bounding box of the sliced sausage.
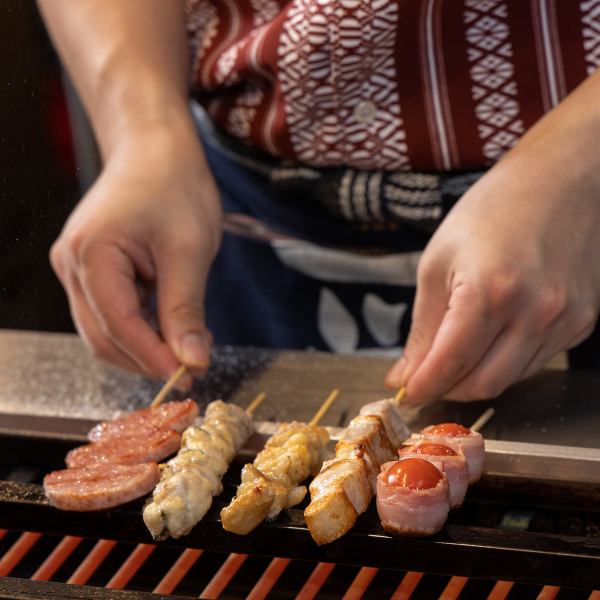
[88,399,199,442]
[66,430,181,469]
[44,462,160,511]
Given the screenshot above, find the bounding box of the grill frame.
[1,479,599,588]
[1,413,600,590]
[0,577,181,600]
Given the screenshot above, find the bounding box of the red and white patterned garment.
[186,0,600,173]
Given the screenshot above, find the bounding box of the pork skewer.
[143,394,265,540]
[304,395,410,545]
[220,390,338,536]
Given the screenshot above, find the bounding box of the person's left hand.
[385,87,600,404]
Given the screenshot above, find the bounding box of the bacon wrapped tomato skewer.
[377,415,490,538]
[377,458,450,536]
[398,442,469,509]
[417,423,485,483]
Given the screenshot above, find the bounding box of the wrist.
[98,98,200,159]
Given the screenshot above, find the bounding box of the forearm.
[500,70,600,188]
[37,0,193,158]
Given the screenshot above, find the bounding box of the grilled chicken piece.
[305,398,409,545]
[219,465,280,535]
[143,401,253,540]
[221,422,330,535]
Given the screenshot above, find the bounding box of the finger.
[441,324,541,401]
[403,282,505,404]
[79,243,185,382]
[156,236,213,375]
[64,273,147,374]
[385,259,448,388]
[519,313,596,381]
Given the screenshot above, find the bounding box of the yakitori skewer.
[386,408,495,599]
[220,389,338,535]
[202,390,339,600]
[151,365,188,407]
[144,392,266,539]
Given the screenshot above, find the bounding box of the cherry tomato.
[414,443,457,456]
[383,458,443,490]
[426,423,471,437]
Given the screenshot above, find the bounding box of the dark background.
[0,1,80,332]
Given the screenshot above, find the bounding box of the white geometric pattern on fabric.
[227,87,265,140]
[220,0,279,139]
[185,0,219,78]
[216,44,240,85]
[464,0,524,163]
[250,0,280,27]
[318,288,359,353]
[581,0,600,75]
[277,0,410,170]
[362,293,407,347]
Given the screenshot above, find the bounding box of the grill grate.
[1,528,599,599]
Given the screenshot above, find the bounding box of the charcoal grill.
[0,330,599,598]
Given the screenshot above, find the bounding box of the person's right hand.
[50,126,222,387]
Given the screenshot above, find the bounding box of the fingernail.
[386,356,408,388]
[180,332,210,370]
[175,373,194,392]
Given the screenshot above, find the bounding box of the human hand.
[50,126,222,387]
[385,124,600,403]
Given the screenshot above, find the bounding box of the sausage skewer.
[44,398,199,512]
[151,365,188,408]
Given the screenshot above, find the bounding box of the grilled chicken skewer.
[304,397,410,545]
[143,397,261,540]
[220,390,338,535]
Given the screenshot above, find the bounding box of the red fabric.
[185,0,599,172]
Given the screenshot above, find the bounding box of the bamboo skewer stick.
[151,365,188,407]
[395,387,407,403]
[309,388,339,426]
[246,392,267,416]
[470,407,495,433]
[204,390,339,600]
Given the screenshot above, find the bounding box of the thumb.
[156,239,213,375]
